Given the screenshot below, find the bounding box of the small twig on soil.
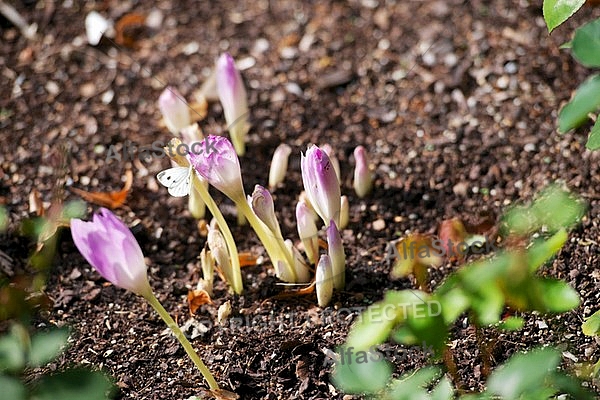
[472,313,495,377]
[0,1,37,40]
[443,346,464,392]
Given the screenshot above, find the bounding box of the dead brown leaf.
[187,288,213,315]
[70,170,132,209]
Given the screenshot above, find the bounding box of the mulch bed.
[2,0,600,398]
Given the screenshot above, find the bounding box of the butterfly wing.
[157,166,192,197]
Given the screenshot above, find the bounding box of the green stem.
[192,176,243,294]
[235,200,297,281]
[144,292,219,390]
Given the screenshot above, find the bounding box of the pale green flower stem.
[143,291,219,390]
[191,175,243,294]
[234,199,297,281]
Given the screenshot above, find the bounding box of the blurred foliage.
[332,185,593,397]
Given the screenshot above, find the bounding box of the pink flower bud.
[353,145,373,198]
[300,145,341,227]
[70,208,151,296]
[158,87,191,135]
[268,144,292,189]
[316,255,333,307]
[251,185,282,237]
[216,53,249,156]
[296,200,319,265]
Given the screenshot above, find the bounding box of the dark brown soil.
[3,0,600,398]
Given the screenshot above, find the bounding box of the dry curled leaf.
[115,13,146,48]
[187,288,213,315]
[238,251,259,267]
[70,170,132,209]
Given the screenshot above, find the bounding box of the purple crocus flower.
[70,208,151,296]
[300,145,341,227]
[188,135,245,202]
[216,53,249,156]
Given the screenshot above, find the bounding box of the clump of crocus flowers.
[154,53,375,303]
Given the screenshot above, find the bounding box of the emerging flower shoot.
[316,254,334,307]
[268,143,292,190]
[296,200,319,265]
[301,145,341,228]
[327,220,346,290]
[207,226,235,287]
[158,87,191,135]
[339,195,349,229]
[216,53,249,156]
[251,185,283,238]
[353,145,373,198]
[285,239,312,283]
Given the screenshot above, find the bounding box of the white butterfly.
[157,165,193,197]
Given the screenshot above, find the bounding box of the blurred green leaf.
[530,186,585,232]
[385,367,440,400]
[542,0,585,32]
[560,40,572,49]
[0,207,7,232]
[345,290,429,351]
[487,347,560,399]
[585,118,600,150]
[0,331,26,373]
[61,201,86,220]
[527,229,568,273]
[0,374,27,400]
[582,309,600,336]
[502,185,584,236]
[430,376,454,400]
[330,349,392,394]
[535,278,580,312]
[436,287,469,325]
[559,74,600,133]
[497,316,524,331]
[31,368,114,400]
[28,327,70,367]
[572,18,600,67]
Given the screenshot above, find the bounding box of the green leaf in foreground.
[585,118,600,150]
[487,347,561,399]
[543,0,585,33]
[28,327,70,367]
[572,18,600,67]
[497,316,524,331]
[0,375,27,400]
[559,74,600,133]
[31,368,114,400]
[330,349,392,394]
[582,309,600,336]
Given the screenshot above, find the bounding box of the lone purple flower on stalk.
[70,208,151,296]
[216,53,249,156]
[70,208,219,390]
[300,145,341,228]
